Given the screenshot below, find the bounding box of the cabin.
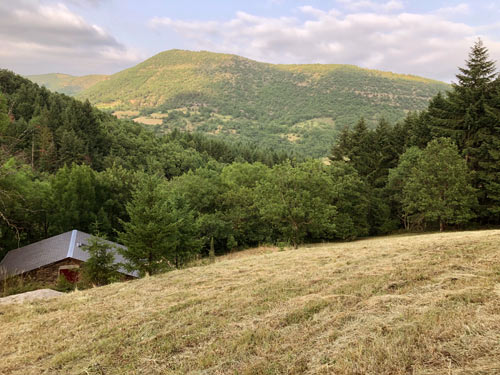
[0,230,137,283]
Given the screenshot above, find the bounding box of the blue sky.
[3,0,500,81]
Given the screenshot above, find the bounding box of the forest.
[31,49,448,158]
[0,40,499,278]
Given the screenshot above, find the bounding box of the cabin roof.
[0,230,137,279]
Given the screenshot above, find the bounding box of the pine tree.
[118,175,174,276]
[118,175,202,275]
[428,39,500,222]
[81,235,120,286]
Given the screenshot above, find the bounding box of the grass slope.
[79,50,448,122]
[74,50,450,157]
[26,73,109,96]
[2,230,500,374]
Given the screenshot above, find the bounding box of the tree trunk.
[209,237,215,263]
[439,220,444,232]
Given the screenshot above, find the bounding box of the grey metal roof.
[0,230,137,280]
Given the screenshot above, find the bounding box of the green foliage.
[255,160,337,248]
[1,274,46,297]
[74,50,449,157]
[0,92,9,133]
[118,175,174,276]
[387,147,423,229]
[81,235,120,287]
[55,275,77,293]
[424,40,500,222]
[327,162,370,239]
[118,175,202,275]
[401,139,477,231]
[49,164,98,234]
[0,157,49,257]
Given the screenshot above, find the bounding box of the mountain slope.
[27,73,109,96]
[78,49,449,119]
[1,230,499,374]
[73,50,450,156]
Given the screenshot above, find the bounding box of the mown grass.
[1,230,500,374]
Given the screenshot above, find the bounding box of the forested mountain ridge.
[77,50,448,118]
[28,50,450,157]
[26,73,109,96]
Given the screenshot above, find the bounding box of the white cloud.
[338,0,404,12]
[435,3,471,16]
[150,4,500,82]
[0,0,141,75]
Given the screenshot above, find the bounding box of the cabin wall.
[24,259,83,284]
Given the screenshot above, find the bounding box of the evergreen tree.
[428,39,500,221]
[118,175,202,275]
[81,235,120,286]
[118,175,174,276]
[49,163,98,234]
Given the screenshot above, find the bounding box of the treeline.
[0,71,290,260]
[331,40,500,231]
[1,41,498,277]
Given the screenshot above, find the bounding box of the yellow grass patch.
[113,110,140,119]
[133,117,163,125]
[1,230,500,374]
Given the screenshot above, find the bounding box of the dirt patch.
[0,289,64,305]
[133,117,163,125]
[113,110,140,119]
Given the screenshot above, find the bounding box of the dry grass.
[1,230,500,374]
[133,117,163,125]
[113,111,140,119]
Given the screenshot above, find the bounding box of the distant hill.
[26,73,109,96]
[29,51,451,156]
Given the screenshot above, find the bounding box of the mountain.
[30,50,451,156]
[26,73,109,96]
[1,230,499,374]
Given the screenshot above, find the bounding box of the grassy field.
[26,73,109,96]
[1,230,500,374]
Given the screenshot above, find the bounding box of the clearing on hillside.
[1,230,500,374]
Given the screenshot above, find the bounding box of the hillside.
[74,50,450,157]
[1,230,499,374]
[26,73,109,96]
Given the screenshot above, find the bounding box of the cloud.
[337,0,404,12]
[0,1,140,75]
[64,0,109,7]
[150,4,500,82]
[435,3,471,16]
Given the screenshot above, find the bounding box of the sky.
[3,0,500,82]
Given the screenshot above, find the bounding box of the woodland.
[0,40,499,278]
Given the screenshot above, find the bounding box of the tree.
[255,160,336,248]
[0,92,9,133]
[401,138,476,231]
[118,174,202,275]
[81,235,120,286]
[387,146,424,230]
[327,162,370,240]
[49,163,98,234]
[427,39,500,221]
[118,175,174,276]
[220,162,271,249]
